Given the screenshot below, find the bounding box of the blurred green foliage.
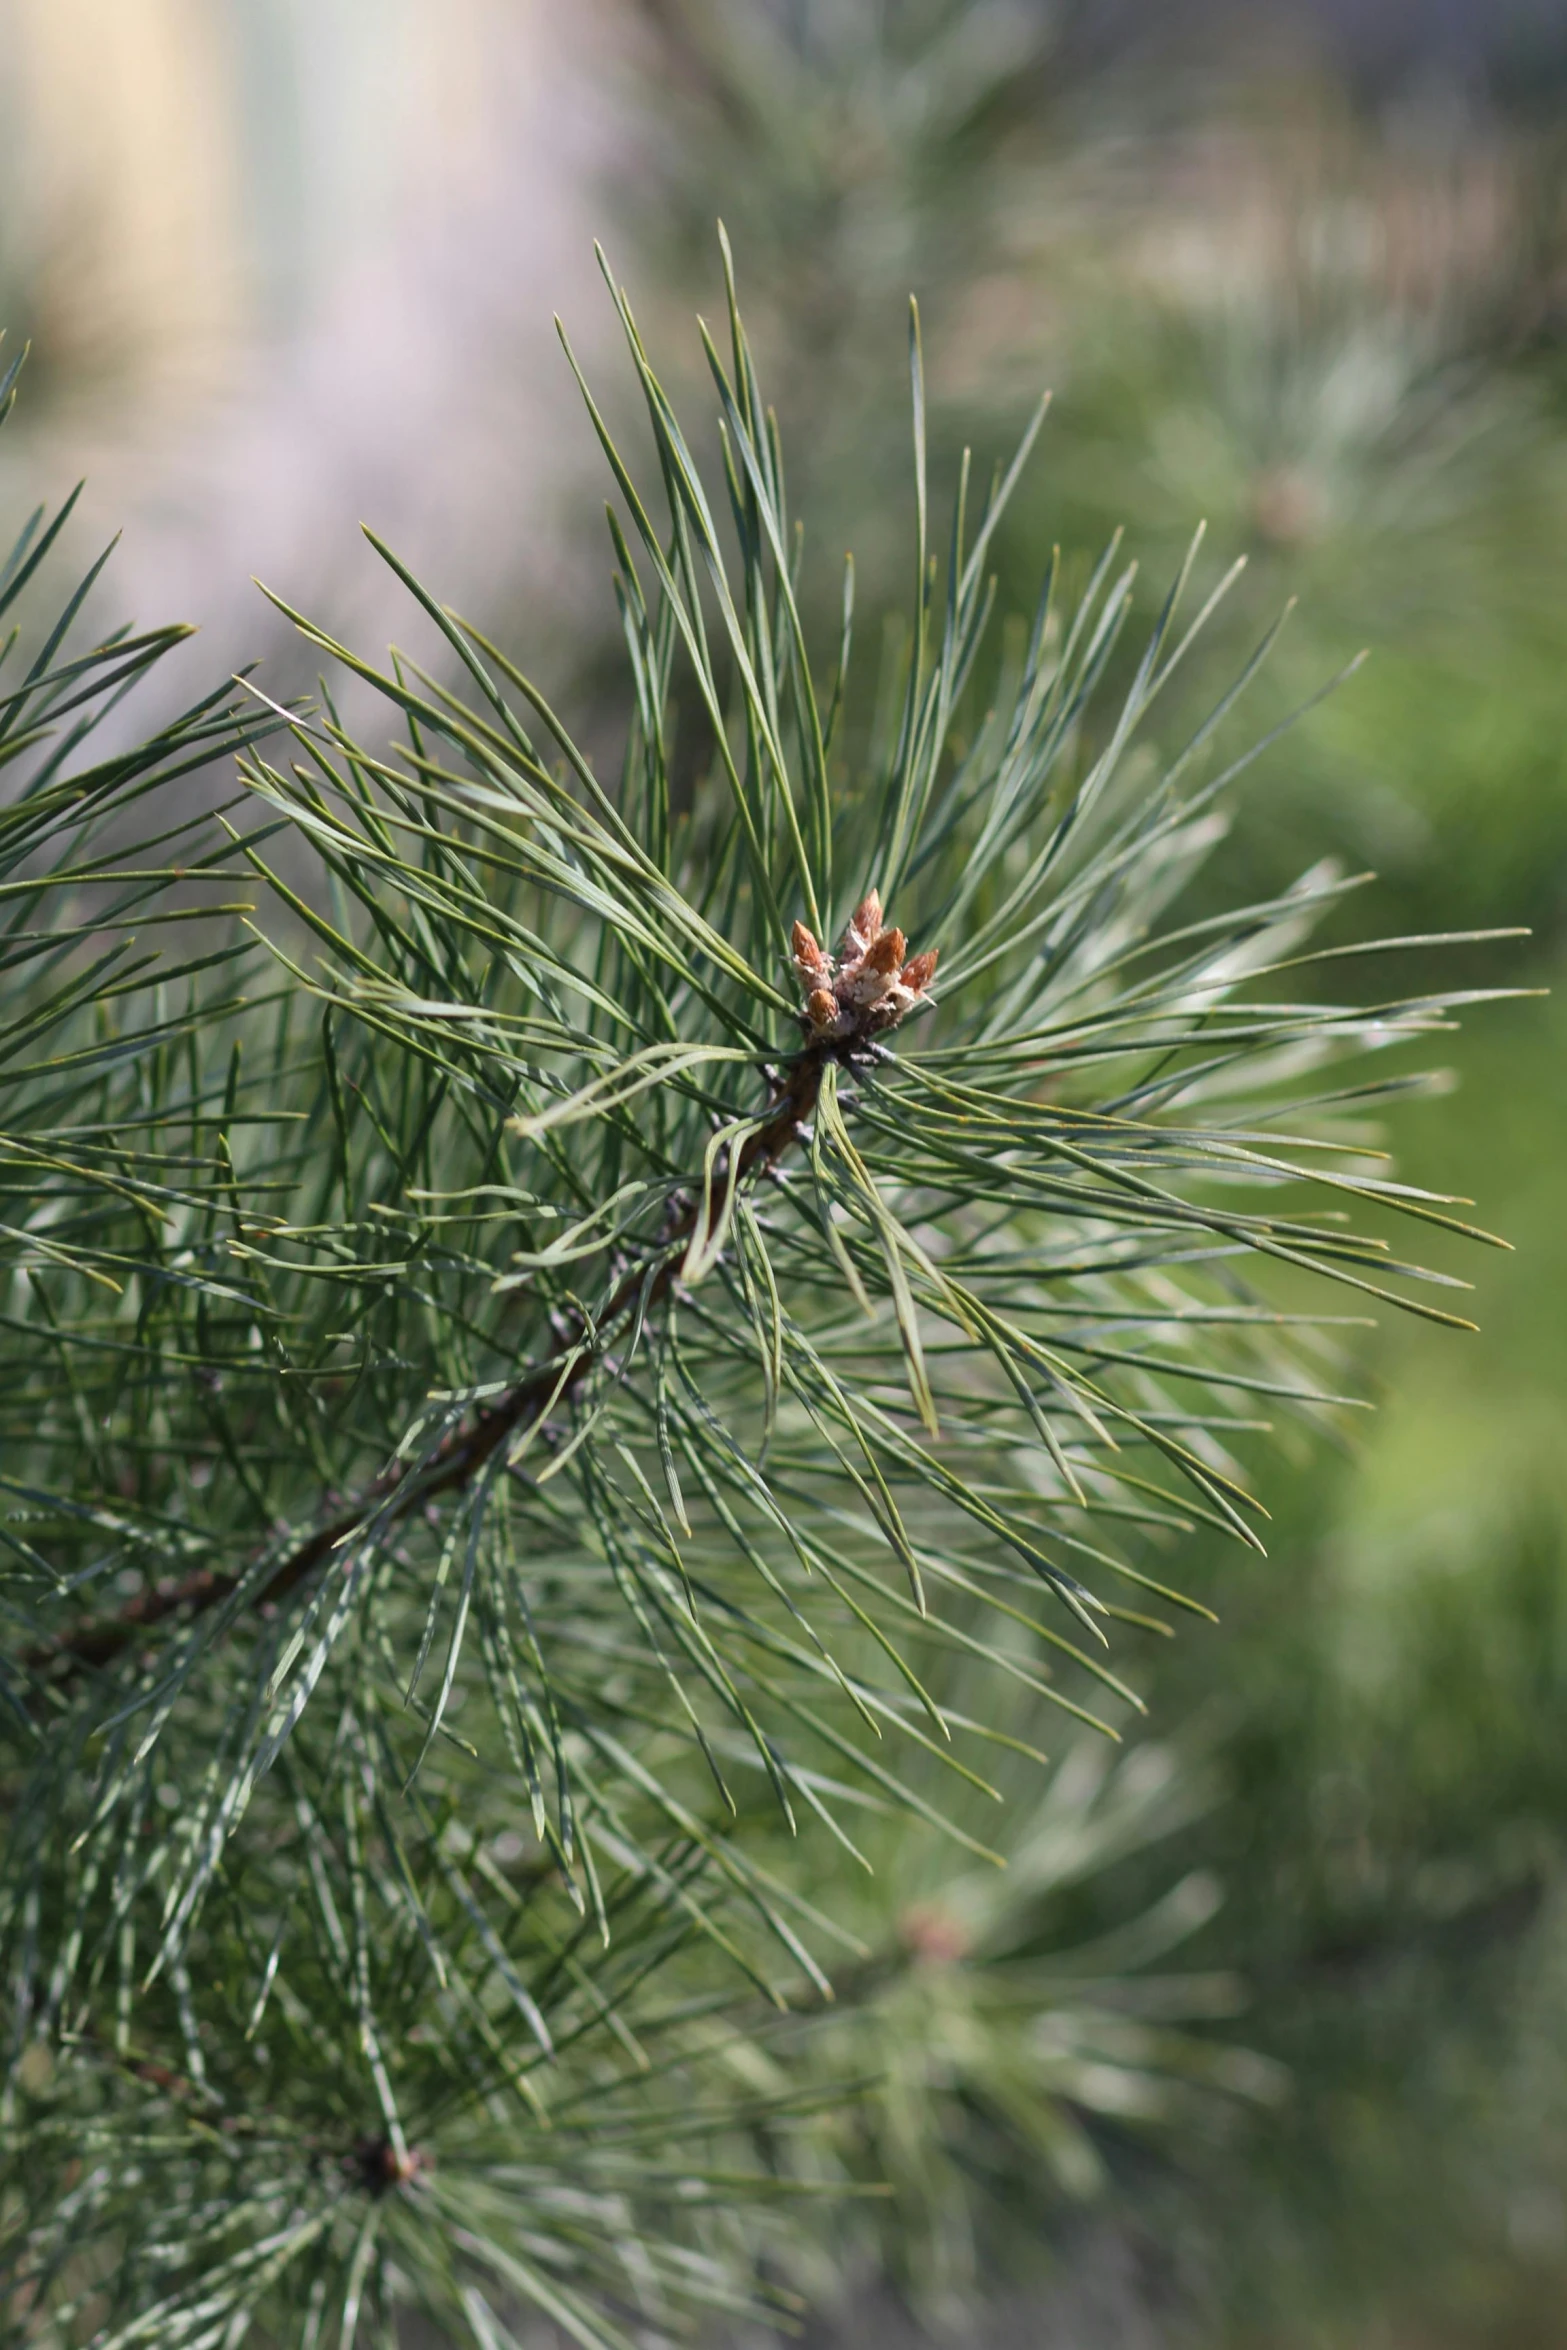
[620,5,1567,2341]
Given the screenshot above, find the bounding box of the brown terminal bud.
[848,889,882,943]
[792,920,830,985]
[841,924,909,1009]
[795,894,930,1041]
[898,1901,971,1966]
[850,921,911,1005]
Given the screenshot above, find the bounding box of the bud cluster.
[792,891,938,1044]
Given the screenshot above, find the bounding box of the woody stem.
[26,1048,829,1688]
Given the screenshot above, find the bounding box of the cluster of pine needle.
[0,249,1517,2347]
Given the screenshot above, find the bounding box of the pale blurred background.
[8,3,1567,2343]
[0,0,631,696]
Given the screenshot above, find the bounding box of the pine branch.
[27,1041,831,1682]
[0,256,1517,2350]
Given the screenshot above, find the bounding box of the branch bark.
[24,1049,828,1687]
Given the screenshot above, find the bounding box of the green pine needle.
[0,258,1512,2347]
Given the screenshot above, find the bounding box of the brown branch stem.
[25,1048,829,1688]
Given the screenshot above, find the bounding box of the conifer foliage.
[1,252,1515,2345]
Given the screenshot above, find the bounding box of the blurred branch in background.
[614,5,1567,2345]
[624,0,1567,940]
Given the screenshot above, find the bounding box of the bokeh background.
[5,3,1567,2342]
